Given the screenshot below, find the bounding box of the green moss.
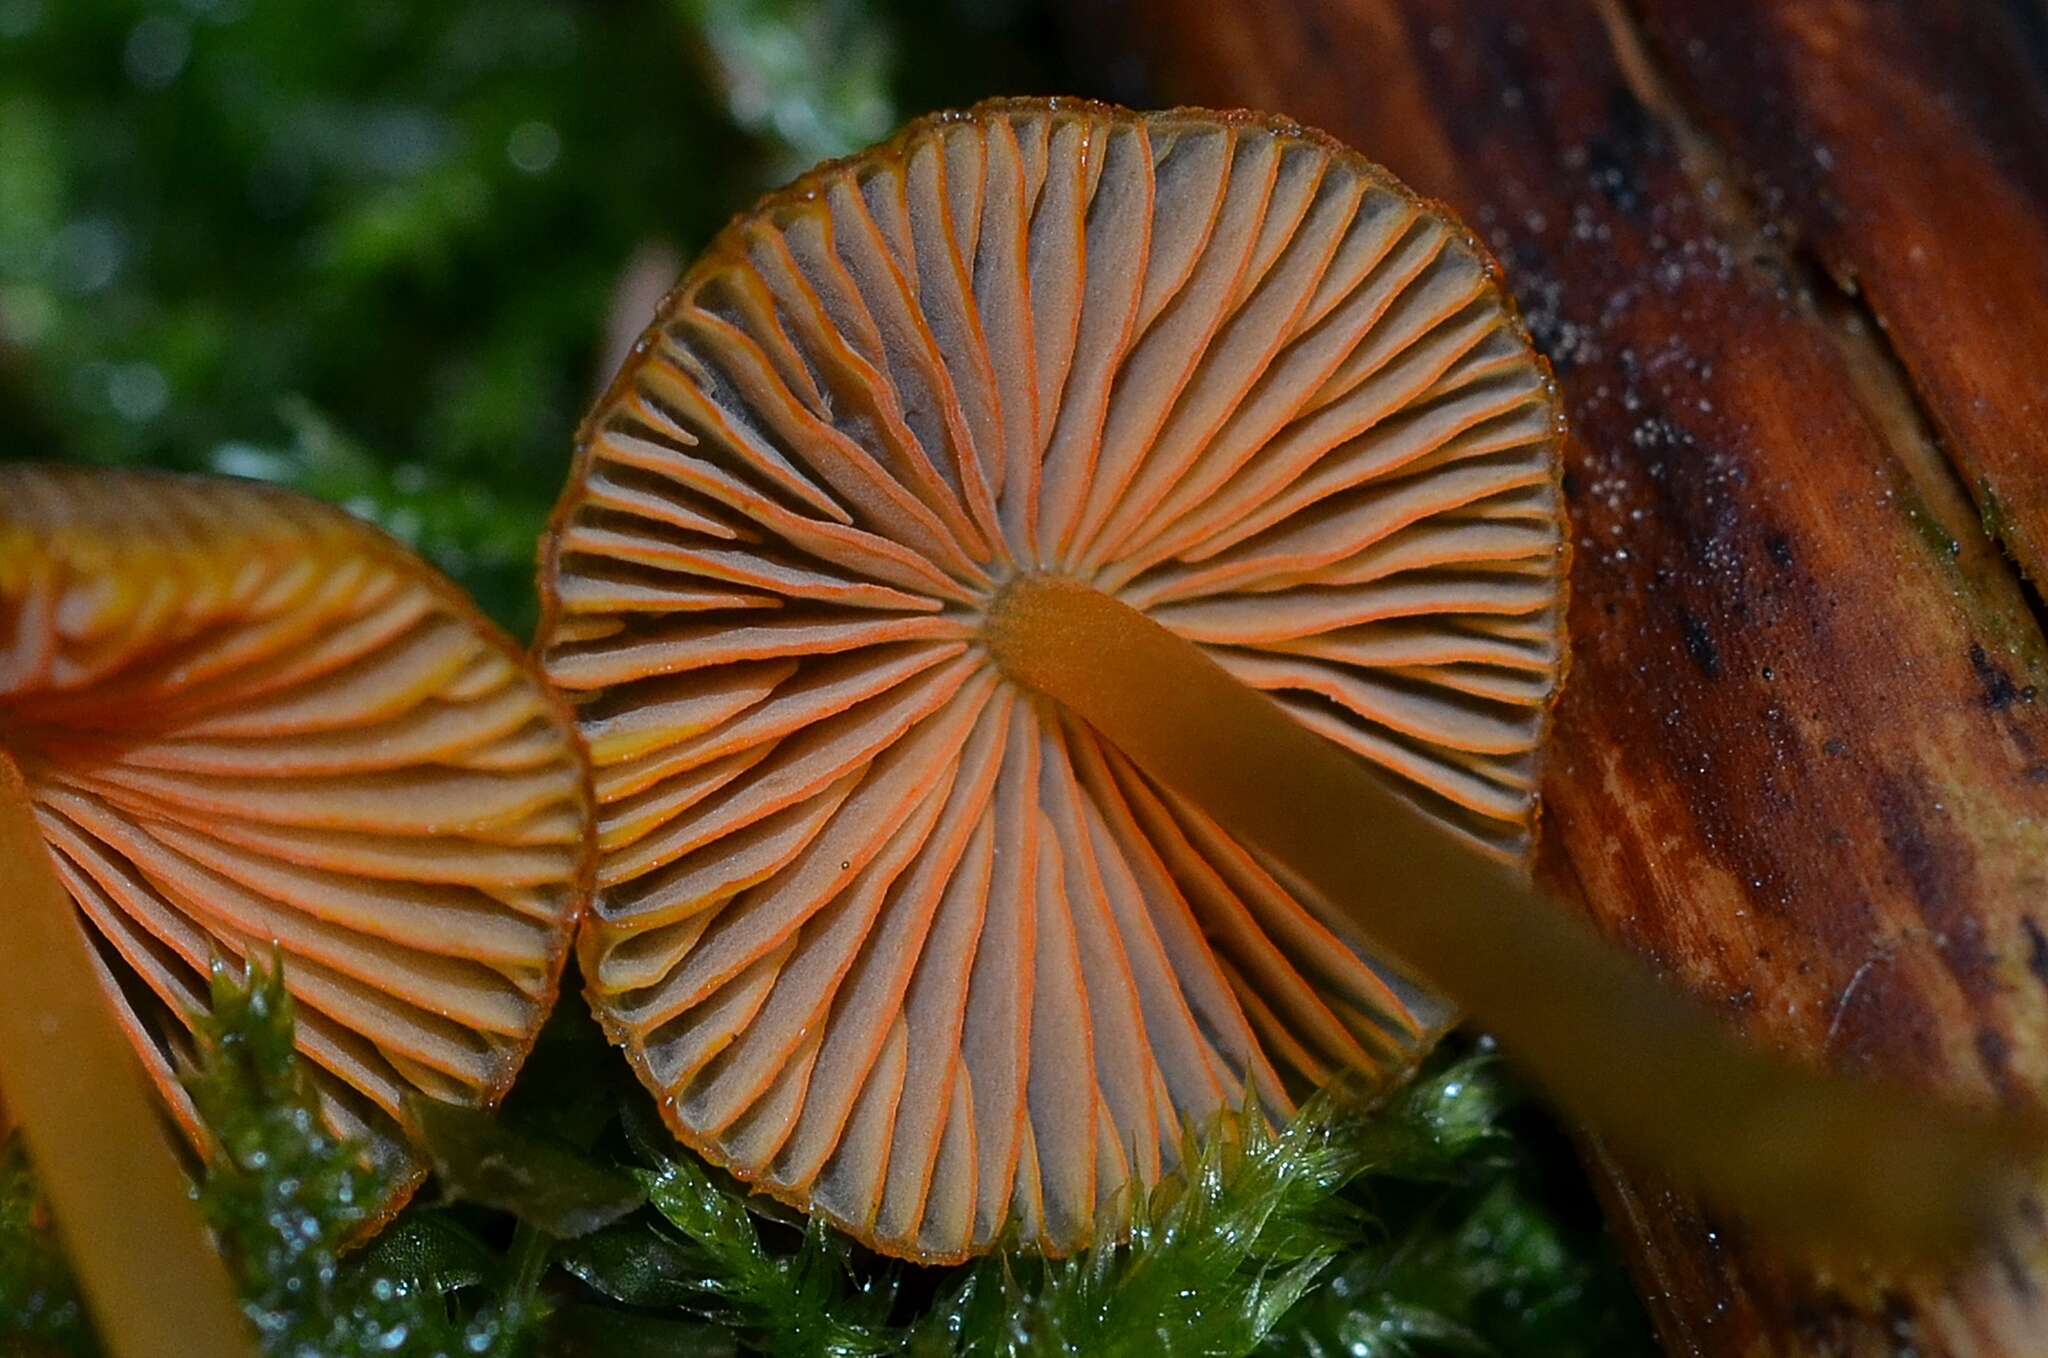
[1978,476,2013,548]
[905,1060,1651,1358]
[1899,490,1963,566]
[1891,473,2048,683]
[0,1143,96,1357]
[194,960,537,1357]
[1,959,1649,1357]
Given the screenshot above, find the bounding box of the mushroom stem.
[0,752,255,1358]
[985,572,2033,1256]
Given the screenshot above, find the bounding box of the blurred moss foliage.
[0,0,1058,633]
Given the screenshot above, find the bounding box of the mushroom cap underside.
[0,464,594,1221]
[540,97,1568,1262]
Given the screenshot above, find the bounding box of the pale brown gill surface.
[0,464,594,1223]
[538,98,1568,1262]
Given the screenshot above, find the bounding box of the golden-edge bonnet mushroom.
[0,464,594,1221]
[539,97,1566,1263]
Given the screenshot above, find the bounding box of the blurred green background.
[0,0,1060,634]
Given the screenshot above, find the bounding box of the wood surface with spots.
[1056,1,2048,1353]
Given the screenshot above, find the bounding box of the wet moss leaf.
[405,1095,645,1239]
[357,1210,504,1299]
[541,1305,740,1358]
[556,1221,705,1310]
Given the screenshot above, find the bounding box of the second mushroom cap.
[0,465,594,1221]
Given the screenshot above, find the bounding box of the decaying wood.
[1060,1,2048,1354]
[1629,0,2048,595]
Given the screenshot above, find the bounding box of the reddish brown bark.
[1061,1,2048,1353]
[1629,0,2048,596]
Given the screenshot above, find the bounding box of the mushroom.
[0,464,593,1338]
[541,94,2040,1264]
[538,99,1565,1261]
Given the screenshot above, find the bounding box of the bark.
[1629,0,2048,595]
[1056,1,2048,1353]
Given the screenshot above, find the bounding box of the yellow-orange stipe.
[0,465,594,1220]
[540,98,1567,1261]
[0,752,255,1358]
